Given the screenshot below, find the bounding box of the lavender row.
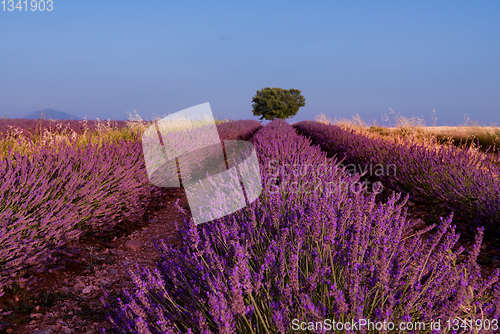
[0,138,159,295]
[0,120,262,297]
[215,120,263,141]
[106,120,499,333]
[294,120,500,231]
[0,119,261,141]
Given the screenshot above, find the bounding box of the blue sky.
[0,0,499,125]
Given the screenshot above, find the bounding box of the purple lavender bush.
[0,119,262,298]
[105,120,499,333]
[216,120,263,141]
[0,134,158,293]
[294,121,500,232]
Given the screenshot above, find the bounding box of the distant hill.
[23,110,82,120]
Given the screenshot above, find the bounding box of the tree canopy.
[252,87,305,121]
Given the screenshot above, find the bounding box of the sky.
[0,0,499,125]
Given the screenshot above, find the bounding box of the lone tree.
[252,87,305,121]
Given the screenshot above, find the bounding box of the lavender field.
[1,119,499,333]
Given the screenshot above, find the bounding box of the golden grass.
[314,112,500,154]
[313,112,500,183]
[0,110,230,160]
